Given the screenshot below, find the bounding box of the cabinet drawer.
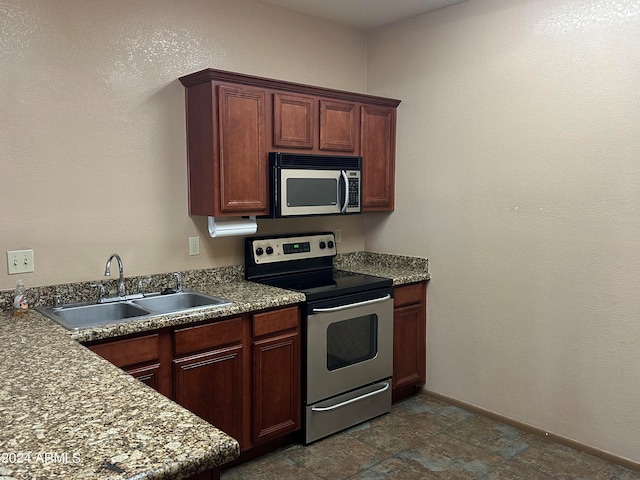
[174,316,243,357]
[394,282,426,307]
[252,306,299,337]
[90,334,160,368]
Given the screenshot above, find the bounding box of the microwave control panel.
[348,175,360,208]
[248,233,336,265]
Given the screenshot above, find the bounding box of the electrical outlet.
[189,236,200,256]
[7,249,34,274]
[334,229,342,243]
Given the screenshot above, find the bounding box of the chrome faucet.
[104,253,126,298]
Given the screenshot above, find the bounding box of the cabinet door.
[319,99,358,152]
[393,283,426,399]
[273,93,315,149]
[126,363,161,390]
[393,304,426,390]
[361,104,396,211]
[88,333,170,396]
[217,84,269,215]
[173,344,245,446]
[252,331,300,444]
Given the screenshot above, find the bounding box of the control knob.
[319,241,326,249]
[266,246,274,255]
[255,247,264,256]
[327,240,334,249]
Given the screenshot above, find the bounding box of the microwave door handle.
[340,170,349,213]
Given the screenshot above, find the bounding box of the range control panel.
[248,233,336,265]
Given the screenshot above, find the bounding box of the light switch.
[7,249,34,274]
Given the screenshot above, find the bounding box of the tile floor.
[221,393,640,480]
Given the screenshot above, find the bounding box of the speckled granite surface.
[0,253,428,480]
[0,266,247,312]
[0,273,302,480]
[67,279,305,344]
[0,310,239,480]
[334,251,430,286]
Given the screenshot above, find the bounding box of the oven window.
[326,314,378,371]
[286,178,338,207]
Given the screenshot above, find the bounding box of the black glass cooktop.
[259,269,392,302]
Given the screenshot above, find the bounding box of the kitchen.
[1,0,639,478]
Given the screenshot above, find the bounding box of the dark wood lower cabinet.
[126,362,161,390]
[85,305,301,466]
[251,306,301,445]
[173,344,245,443]
[392,282,427,402]
[252,331,300,444]
[88,332,172,397]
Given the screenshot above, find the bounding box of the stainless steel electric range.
[245,232,394,444]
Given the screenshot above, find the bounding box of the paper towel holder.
[207,216,257,238]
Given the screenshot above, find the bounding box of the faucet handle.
[90,283,106,303]
[173,272,183,293]
[137,276,152,295]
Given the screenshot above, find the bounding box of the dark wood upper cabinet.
[361,104,397,211]
[181,80,269,217]
[217,85,269,215]
[319,100,359,152]
[180,68,400,215]
[273,93,315,149]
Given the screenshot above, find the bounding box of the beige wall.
[5,0,639,465]
[0,0,366,290]
[366,0,640,463]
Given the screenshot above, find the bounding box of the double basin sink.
[38,290,233,330]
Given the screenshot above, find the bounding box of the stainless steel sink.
[39,302,151,330]
[37,290,233,330]
[132,291,232,314]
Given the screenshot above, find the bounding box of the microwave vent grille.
[273,153,361,170]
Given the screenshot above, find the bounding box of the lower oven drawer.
[304,379,391,444]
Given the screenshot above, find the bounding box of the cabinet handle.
[311,383,389,412]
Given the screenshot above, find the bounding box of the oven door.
[278,168,360,217]
[305,289,393,405]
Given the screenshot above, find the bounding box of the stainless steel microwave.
[266,152,362,218]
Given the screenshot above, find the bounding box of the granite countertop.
[0,252,429,480]
[69,278,306,344]
[334,251,430,286]
[0,277,302,480]
[0,309,239,480]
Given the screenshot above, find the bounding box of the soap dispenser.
[13,279,29,316]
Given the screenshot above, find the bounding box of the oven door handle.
[311,294,391,313]
[311,382,390,412]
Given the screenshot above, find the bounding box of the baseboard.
[422,388,640,472]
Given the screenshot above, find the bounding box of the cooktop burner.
[244,232,392,301]
[257,268,391,302]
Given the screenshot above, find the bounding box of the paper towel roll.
[207,216,257,238]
